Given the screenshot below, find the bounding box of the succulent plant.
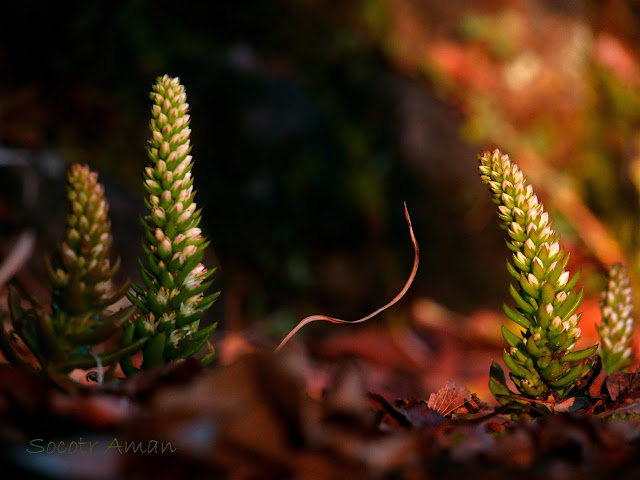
[597,263,634,374]
[47,164,129,315]
[122,75,218,374]
[479,149,598,402]
[0,164,144,380]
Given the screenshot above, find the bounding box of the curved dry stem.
[275,203,419,353]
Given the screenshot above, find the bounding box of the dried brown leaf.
[367,393,412,430]
[605,372,634,402]
[553,397,587,413]
[427,381,480,417]
[397,399,445,427]
[599,399,640,418]
[587,360,607,399]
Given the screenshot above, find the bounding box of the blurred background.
[1,0,640,398]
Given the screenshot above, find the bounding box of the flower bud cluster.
[125,75,218,371]
[598,263,634,373]
[47,164,127,316]
[480,150,597,400]
[1,164,141,379]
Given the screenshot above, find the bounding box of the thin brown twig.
[0,229,36,292]
[275,203,419,353]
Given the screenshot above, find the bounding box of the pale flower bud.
[557,271,569,287]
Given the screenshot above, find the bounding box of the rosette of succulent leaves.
[597,263,635,374]
[479,150,598,406]
[0,164,146,382]
[122,75,218,374]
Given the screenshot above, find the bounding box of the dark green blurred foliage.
[0,1,508,339]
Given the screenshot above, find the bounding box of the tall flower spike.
[47,164,128,315]
[0,164,143,383]
[597,263,634,374]
[123,75,218,374]
[479,150,598,403]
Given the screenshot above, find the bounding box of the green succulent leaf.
[66,305,137,345]
[563,344,598,363]
[57,338,148,370]
[489,361,514,405]
[0,312,33,370]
